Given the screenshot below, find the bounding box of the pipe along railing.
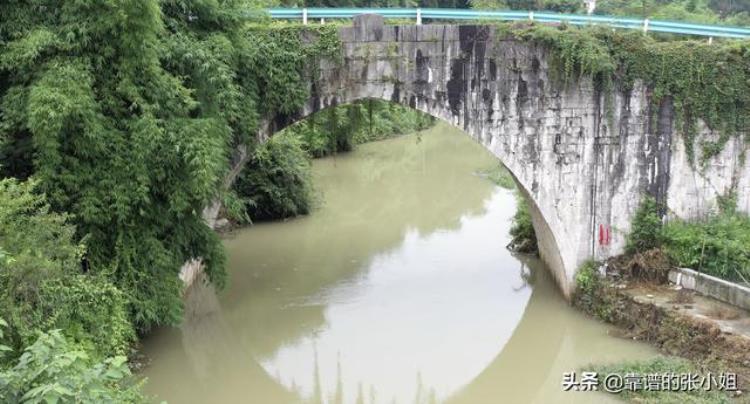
[267,8,750,39]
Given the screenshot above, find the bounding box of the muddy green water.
[141,122,656,404]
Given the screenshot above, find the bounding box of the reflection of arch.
[445,257,566,404]
[152,129,518,403]
[448,255,653,404]
[142,277,300,403]
[221,124,501,358]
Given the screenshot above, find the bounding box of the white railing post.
[302,8,308,25]
[529,11,534,21]
[643,18,649,33]
[416,8,422,25]
[321,18,325,24]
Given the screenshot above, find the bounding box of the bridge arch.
[185,15,750,298]
[255,14,619,297]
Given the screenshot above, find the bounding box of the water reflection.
[141,279,299,403]
[141,123,655,403]
[258,189,529,403]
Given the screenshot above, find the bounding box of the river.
[141,122,656,403]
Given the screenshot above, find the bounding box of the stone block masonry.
[182,15,750,299]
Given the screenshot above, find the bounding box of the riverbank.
[574,254,750,401]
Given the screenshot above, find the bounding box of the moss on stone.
[496,22,750,168]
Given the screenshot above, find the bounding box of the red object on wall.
[606,226,611,245]
[598,224,613,246]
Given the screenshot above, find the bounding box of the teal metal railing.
[266,8,750,39]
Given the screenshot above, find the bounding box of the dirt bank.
[574,251,750,396]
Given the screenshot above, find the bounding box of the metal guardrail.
[266,7,750,39]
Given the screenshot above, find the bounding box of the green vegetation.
[0,1,344,336]
[234,133,314,222]
[478,164,538,254]
[234,100,433,222]
[0,179,142,402]
[662,213,750,283]
[574,257,750,400]
[625,195,750,283]
[0,179,133,359]
[499,24,750,165]
[0,1,347,398]
[573,259,616,321]
[590,357,732,403]
[478,163,516,189]
[575,259,600,295]
[626,197,664,254]
[285,100,435,158]
[508,192,538,254]
[597,0,750,26]
[0,321,144,404]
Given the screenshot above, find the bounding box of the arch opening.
[234,95,572,297]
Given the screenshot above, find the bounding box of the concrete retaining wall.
[669,267,750,311]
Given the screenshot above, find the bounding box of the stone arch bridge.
[184,15,750,298]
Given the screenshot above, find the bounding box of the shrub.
[233,133,313,221]
[508,192,538,254]
[626,197,663,254]
[0,322,145,404]
[622,193,750,283]
[662,213,750,283]
[575,259,600,295]
[573,259,616,321]
[38,276,134,357]
[350,100,434,144]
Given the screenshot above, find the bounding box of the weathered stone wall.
[181,15,750,299]
[668,127,750,219]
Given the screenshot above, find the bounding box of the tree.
[1,0,348,332]
[0,178,134,358]
[0,0,235,331]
